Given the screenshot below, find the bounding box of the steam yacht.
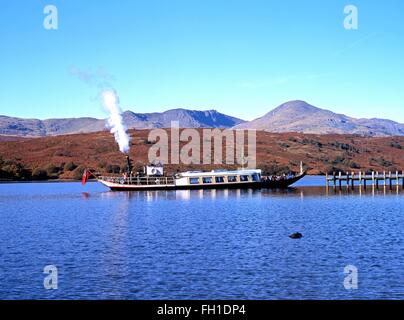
[88,158,306,191]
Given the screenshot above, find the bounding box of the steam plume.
[70,66,130,153]
[101,89,130,153]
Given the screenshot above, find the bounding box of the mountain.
[0,109,245,137]
[2,101,404,137]
[234,100,404,136]
[122,109,244,129]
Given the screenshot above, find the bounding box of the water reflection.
[103,191,130,297]
[99,185,404,201]
[81,192,90,199]
[324,185,403,197]
[2,181,404,299]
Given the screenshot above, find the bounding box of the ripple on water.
[0,181,403,299]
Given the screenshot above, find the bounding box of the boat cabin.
[174,169,262,187]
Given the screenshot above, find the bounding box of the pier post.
[359,171,362,187]
[372,171,375,186]
[364,172,367,189]
[389,171,392,189]
[351,171,355,188]
[333,172,336,188]
[383,171,387,187]
[339,172,342,189]
[402,171,404,189]
[396,171,399,186]
[346,172,350,189]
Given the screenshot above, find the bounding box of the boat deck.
[99,176,176,190]
[97,172,306,191]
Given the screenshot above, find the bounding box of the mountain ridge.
[0,109,245,137]
[233,100,404,136]
[1,101,404,137]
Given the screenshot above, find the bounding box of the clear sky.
[0,0,403,122]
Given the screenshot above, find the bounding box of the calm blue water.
[0,176,403,299]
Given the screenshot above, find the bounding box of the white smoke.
[69,66,130,153]
[101,89,130,153]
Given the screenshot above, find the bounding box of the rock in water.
[289,232,303,239]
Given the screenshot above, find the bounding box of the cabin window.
[240,175,249,182]
[228,176,237,182]
[215,176,225,183]
[189,178,199,184]
[252,174,260,182]
[202,177,212,184]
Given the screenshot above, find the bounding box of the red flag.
[82,169,91,186]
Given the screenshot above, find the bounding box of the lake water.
[0,176,403,299]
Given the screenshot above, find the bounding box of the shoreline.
[0,179,97,184]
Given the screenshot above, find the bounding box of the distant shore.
[0,178,89,183]
[1,129,403,181]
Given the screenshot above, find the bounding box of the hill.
[233,100,404,136]
[0,109,245,137]
[2,100,404,137]
[1,129,403,180]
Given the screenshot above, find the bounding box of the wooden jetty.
[326,171,404,189]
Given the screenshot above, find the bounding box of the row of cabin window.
[189,175,254,185]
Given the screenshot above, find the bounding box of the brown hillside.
[0,129,404,180]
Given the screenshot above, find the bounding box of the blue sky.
[0,0,403,122]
